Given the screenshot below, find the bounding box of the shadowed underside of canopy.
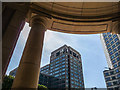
[29,2,120,34]
[4,2,120,34]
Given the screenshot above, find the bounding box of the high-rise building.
[9,45,84,89]
[9,68,17,77]
[40,64,50,74]
[49,45,84,88]
[39,64,65,88]
[39,73,65,88]
[100,33,120,89]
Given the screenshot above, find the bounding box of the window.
[110,52,113,55]
[103,33,106,36]
[112,45,115,48]
[110,71,114,75]
[63,58,65,61]
[70,50,72,54]
[55,67,59,70]
[62,76,65,79]
[118,62,120,66]
[114,64,117,68]
[62,65,65,68]
[73,52,76,57]
[107,44,110,48]
[111,41,114,45]
[117,57,120,61]
[105,73,109,76]
[105,77,110,81]
[113,34,117,38]
[110,38,112,41]
[56,61,59,64]
[107,82,112,86]
[55,64,59,67]
[62,72,65,75]
[66,76,68,79]
[55,70,59,74]
[111,55,114,59]
[62,54,65,58]
[107,32,110,34]
[51,60,53,63]
[113,49,117,52]
[55,74,59,77]
[77,56,79,59]
[118,46,120,49]
[105,38,108,41]
[115,53,118,56]
[116,42,119,45]
[108,48,112,51]
[71,81,74,84]
[113,81,117,85]
[62,68,65,71]
[66,65,68,68]
[108,34,111,38]
[117,74,120,78]
[71,85,74,88]
[112,60,116,64]
[71,77,74,80]
[112,76,116,80]
[106,41,109,44]
[66,84,68,87]
[56,51,60,56]
[63,48,66,53]
[115,38,118,42]
[71,69,73,72]
[116,69,119,73]
[62,61,65,65]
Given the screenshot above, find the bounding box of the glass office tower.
[10,45,85,89]
[50,45,84,88]
[101,33,120,89]
[40,64,50,74]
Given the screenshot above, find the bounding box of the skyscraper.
[49,45,84,88]
[39,64,65,88]
[40,64,50,74]
[100,33,120,89]
[9,45,84,89]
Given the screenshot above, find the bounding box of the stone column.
[2,10,26,77]
[12,15,47,88]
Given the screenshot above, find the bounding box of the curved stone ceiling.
[30,2,120,34]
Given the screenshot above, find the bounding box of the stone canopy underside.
[30,2,120,34]
[4,2,120,34]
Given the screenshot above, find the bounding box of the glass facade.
[40,64,50,74]
[9,45,85,89]
[101,33,120,89]
[50,45,84,88]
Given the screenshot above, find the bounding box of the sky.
[6,23,108,88]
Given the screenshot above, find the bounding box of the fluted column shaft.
[12,15,47,88]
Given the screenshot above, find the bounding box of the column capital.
[111,21,120,34]
[29,15,48,29]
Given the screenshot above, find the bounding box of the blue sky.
[6,23,108,88]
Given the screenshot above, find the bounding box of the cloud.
[41,30,102,67]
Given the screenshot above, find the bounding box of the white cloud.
[41,30,101,67]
